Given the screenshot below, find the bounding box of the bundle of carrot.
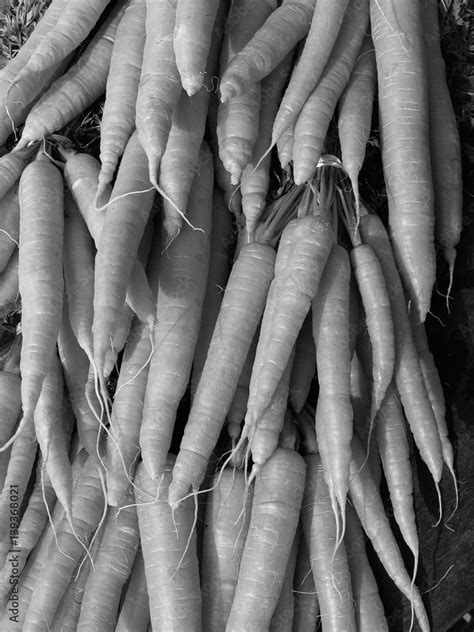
[0,0,464,629]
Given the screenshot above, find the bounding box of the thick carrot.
[201,467,254,631]
[139,143,213,480]
[291,0,369,184]
[191,188,235,397]
[22,454,107,631]
[93,130,156,378]
[217,0,278,185]
[134,456,202,632]
[370,0,435,321]
[77,496,139,631]
[345,504,388,631]
[226,447,306,632]
[168,240,276,506]
[246,212,333,430]
[219,0,317,102]
[160,0,226,239]
[8,152,63,450]
[302,453,356,632]
[289,312,315,413]
[358,211,443,487]
[135,0,181,189]
[312,243,352,545]
[350,242,395,422]
[97,0,147,202]
[349,434,430,632]
[174,0,221,96]
[0,186,20,275]
[15,2,126,151]
[422,0,463,280]
[273,0,350,142]
[338,34,376,213]
[115,551,150,632]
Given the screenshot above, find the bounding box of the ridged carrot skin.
[169,241,276,506]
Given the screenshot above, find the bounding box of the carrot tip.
[180,71,204,97]
[219,81,237,103]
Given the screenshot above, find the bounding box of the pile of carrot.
[0,0,463,630]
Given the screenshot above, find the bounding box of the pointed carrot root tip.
[168,480,187,509]
[443,246,456,312]
[219,79,238,103]
[163,213,182,245]
[180,72,204,97]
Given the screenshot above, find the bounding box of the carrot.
[0,144,37,202]
[292,531,320,632]
[289,312,315,413]
[14,0,112,76]
[349,433,430,632]
[219,0,317,102]
[291,0,369,184]
[3,151,64,453]
[375,382,419,565]
[135,0,181,190]
[338,34,376,214]
[350,241,395,423]
[277,120,295,169]
[217,0,278,185]
[160,0,227,239]
[273,0,350,142]
[226,447,306,632]
[97,0,147,203]
[226,330,258,443]
[102,302,136,381]
[269,529,300,632]
[422,0,463,283]
[0,368,21,449]
[174,0,221,96]
[168,240,276,506]
[77,495,140,631]
[301,451,356,632]
[115,551,150,632]
[93,130,156,379]
[191,188,235,397]
[134,455,202,632]
[14,3,126,151]
[201,467,254,631]
[0,0,69,145]
[0,185,20,275]
[241,52,294,236]
[358,210,444,489]
[22,454,107,631]
[62,193,95,358]
[246,212,333,431]
[57,300,101,456]
[33,351,73,521]
[139,143,213,480]
[345,504,388,631]
[370,0,435,322]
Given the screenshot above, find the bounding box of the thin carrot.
[201,467,254,631]
[311,242,352,545]
[370,0,435,321]
[14,2,127,151]
[174,0,221,96]
[349,433,430,632]
[338,34,376,214]
[168,240,276,506]
[135,0,181,190]
[0,185,20,275]
[226,447,306,632]
[291,0,369,184]
[97,0,147,203]
[219,0,317,102]
[134,455,202,632]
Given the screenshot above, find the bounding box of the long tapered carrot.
[370,0,436,321]
[139,143,213,480]
[169,240,276,506]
